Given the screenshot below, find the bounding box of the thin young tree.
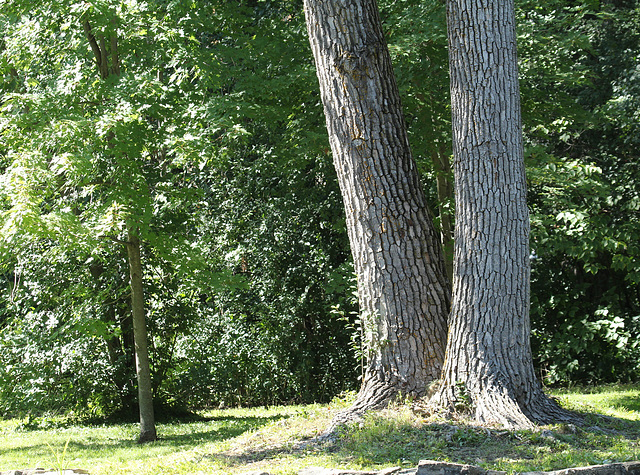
[427,0,576,427]
[82,12,157,442]
[303,0,450,425]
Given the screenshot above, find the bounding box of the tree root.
[322,380,400,438]
[473,385,580,428]
[416,380,583,429]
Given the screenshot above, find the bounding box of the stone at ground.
[0,470,89,475]
[296,461,640,475]
[416,461,640,475]
[4,461,640,475]
[417,460,493,475]
[298,467,414,475]
[520,461,640,475]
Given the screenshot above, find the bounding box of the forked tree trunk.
[126,231,157,442]
[303,0,450,426]
[428,0,575,427]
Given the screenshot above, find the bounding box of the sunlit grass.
[553,384,640,422]
[0,404,339,474]
[1,386,639,474]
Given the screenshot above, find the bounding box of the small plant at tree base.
[46,435,71,475]
[454,381,472,413]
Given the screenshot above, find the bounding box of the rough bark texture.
[126,232,157,443]
[303,0,450,426]
[428,0,574,427]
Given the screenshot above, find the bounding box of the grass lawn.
[1,385,639,474]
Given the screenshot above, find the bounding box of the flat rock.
[521,461,640,475]
[298,467,412,475]
[417,460,498,475]
[298,468,379,475]
[0,471,89,475]
[417,461,640,475]
[5,460,640,475]
[295,463,640,475]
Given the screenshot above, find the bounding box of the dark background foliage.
[0,0,638,419]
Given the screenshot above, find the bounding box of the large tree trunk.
[126,231,157,442]
[427,0,575,428]
[303,0,450,427]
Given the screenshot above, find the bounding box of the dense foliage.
[0,0,357,417]
[518,0,640,385]
[0,0,638,419]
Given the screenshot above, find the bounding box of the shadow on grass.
[212,412,640,473]
[567,404,640,436]
[605,395,640,414]
[158,414,289,445]
[0,413,288,463]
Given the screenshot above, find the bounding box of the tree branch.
[103,234,131,246]
[99,34,109,79]
[110,17,120,76]
[82,19,104,77]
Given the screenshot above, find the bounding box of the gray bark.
[303,0,450,424]
[428,0,575,427]
[126,231,157,442]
